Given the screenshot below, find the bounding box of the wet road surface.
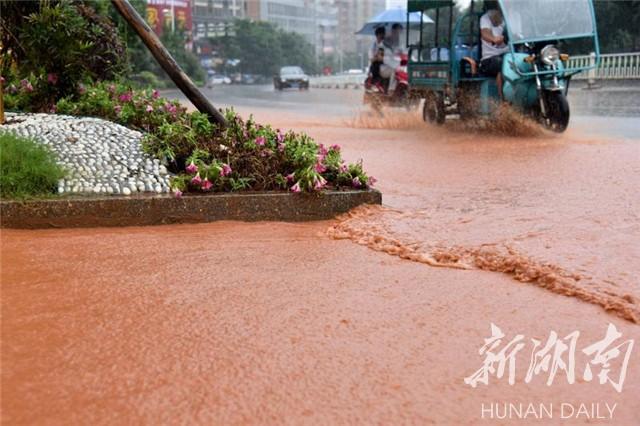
[2,84,640,424]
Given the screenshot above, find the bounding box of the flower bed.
[37,81,376,196]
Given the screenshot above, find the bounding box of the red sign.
[146,0,192,36]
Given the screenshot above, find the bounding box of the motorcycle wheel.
[423,92,445,125]
[542,91,570,133]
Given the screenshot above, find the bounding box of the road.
[169,83,640,139]
[2,84,640,424]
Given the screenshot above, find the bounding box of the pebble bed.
[2,113,171,195]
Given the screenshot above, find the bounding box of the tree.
[594,0,640,53]
[208,20,317,77]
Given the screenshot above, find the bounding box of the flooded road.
[2,84,640,424]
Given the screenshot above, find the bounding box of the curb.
[0,190,381,229]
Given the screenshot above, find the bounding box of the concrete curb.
[0,190,381,229]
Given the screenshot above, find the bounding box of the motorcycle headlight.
[541,45,560,65]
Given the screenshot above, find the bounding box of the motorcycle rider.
[368,47,386,92]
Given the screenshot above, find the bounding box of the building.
[335,0,386,58]
[245,0,338,57]
[192,0,245,39]
[146,0,193,35]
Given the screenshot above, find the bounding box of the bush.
[0,0,126,112]
[54,82,375,194]
[0,133,66,199]
[130,71,167,90]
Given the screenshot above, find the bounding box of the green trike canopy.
[407,0,454,12]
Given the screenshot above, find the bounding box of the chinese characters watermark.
[464,323,634,392]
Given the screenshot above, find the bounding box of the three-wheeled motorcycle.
[406,0,600,132]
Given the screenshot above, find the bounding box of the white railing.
[310,73,366,89]
[568,52,640,80]
[311,52,640,88]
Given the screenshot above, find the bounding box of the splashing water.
[346,103,547,138]
[345,107,428,130]
[327,205,640,323]
[449,103,546,137]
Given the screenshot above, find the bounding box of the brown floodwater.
[2,103,639,424]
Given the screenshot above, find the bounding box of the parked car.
[274,66,309,90]
[206,74,231,88]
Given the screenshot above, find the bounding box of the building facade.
[335,0,386,56]
[245,0,338,57]
[146,0,194,35]
[192,0,245,39]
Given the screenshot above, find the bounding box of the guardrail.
[310,74,366,89]
[311,52,640,89]
[568,52,639,80]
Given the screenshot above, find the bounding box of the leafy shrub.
[130,71,167,90]
[54,82,375,194]
[0,0,126,111]
[0,133,66,199]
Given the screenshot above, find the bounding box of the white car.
[206,75,231,87]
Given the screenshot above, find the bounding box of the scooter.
[364,54,419,113]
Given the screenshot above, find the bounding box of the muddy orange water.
[2,107,640,424]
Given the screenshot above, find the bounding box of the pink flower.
[221,163,232,177]
[285,173,295,183]
[352,177,362,188]
[164,103,177,115]
[313,175,327,191]
[290,182,301,193]
[20,79,33,93]
[201,178,213,191]
[255,136,266,146]
[277,142,286,152]
[260,149,273,157]
[8,84,18,94]
[318,144,328,157]
[114,105,122,114]
[174,189,183,198]
[191,173,202,185]
[276,131,285,143]
[49,105,57,113]
[0,75,4,84]
[339,164,348,173]
[368,176,377,186]
[119,92,133,102]
[314,162,327,173]
[108,84,116,93]
[78,83,86,94]
[330,144,341,152]
[146,104,154,112]
[152,89,160,99]
[47,73,58,85]
[186,162,198,174]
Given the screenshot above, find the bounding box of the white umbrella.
[355,8,434,35]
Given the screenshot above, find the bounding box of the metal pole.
[435,7,440,60]
[171,0,175,32]
[111,0,226,127]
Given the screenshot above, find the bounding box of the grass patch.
[0,133,65,199]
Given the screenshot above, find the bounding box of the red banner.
[146,0,192,36]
